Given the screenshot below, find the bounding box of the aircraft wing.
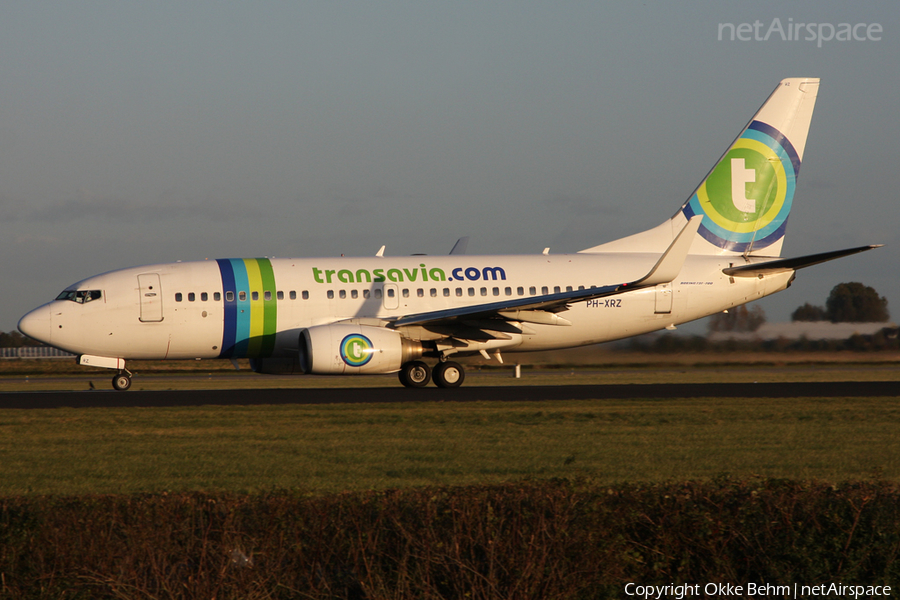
[722,245,881,277]
[391,216,702,330]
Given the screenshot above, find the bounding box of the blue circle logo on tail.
[682,120,801,252]
[340,334,374,367]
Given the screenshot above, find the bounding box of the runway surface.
[0,381,897,409]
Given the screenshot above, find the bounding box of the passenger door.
[137,273,164,322]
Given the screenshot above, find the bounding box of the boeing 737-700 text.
[18,78,879,390]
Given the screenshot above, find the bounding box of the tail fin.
[581,78,820,257]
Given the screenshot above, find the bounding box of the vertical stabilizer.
[581,78,820,257]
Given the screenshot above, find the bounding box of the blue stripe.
[748,120,801,176]
[217,259,237,357]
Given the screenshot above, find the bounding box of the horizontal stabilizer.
[722,245,881,277]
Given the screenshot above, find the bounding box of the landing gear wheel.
[433,361,465,388]
[399,361,431,388]
[112,372,132,391]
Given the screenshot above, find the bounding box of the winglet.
[629,215,703,287]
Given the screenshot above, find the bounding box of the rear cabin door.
[137,273,164,322]
[654,282,673,314]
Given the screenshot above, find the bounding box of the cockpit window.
[56,290,102,304]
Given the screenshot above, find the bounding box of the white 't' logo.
[730,158,756,213]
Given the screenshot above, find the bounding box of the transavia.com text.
[624,582,891,599]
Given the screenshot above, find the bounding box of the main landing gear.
[398,360,465,389]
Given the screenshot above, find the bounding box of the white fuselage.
[24,253,792,361]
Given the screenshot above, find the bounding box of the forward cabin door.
[137,273,164,322]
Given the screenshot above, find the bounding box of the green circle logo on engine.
[340,333,374,367]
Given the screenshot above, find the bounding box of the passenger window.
[374,289,383,299]
[175,293,183,302]
[251,291,259,301]
[201,292,209,301]
[530,286,536,295]
[468,288,475,297]
[289,291,296,300]
[431,288,438,297]
[480,287,487,296]
[327,290,334,299]
[363,289,370,299]
[277,291,284,300]
[505,287,512,296]
[214,292,221,301]
[517,287,524,296]
[492,287,500,296]
[339,290,346,299]
[402,289,409,298]
[455,288,462,297]
[351,289,358,299]
[387,288,395,298]
[578,285,585,291]
[188,292,195,302]
[444,288,450,297]
[226,291,234,302]
[417,289,424,298]
[302,291,309,300]
[265,291,272,301]
[542,286,549,295]
[566,286,573,292]
[239,291,247,301]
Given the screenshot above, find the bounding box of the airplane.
[18,77,879,390]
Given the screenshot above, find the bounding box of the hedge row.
[2,478,898,599]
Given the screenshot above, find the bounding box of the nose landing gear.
[78,355,134,391]
[112,370,133,391]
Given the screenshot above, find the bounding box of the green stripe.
[259,258,278,357]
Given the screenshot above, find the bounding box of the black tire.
[433,361,465,388]
[112,373,132,391]
[399,361,431,388]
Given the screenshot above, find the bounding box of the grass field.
[4,357,899,596]
[2,354,898,496]
[2,394,900,496]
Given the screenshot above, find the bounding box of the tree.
[708,304,767,333]
[0,331,43,348]
[824,282,890,323]
[791,302,826,322]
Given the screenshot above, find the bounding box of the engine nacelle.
[299,324,424,375]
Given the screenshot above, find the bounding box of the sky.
[1,1,897,333]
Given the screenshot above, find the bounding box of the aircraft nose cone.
[18,305,52,345]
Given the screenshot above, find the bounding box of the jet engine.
[299,324,424,375]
